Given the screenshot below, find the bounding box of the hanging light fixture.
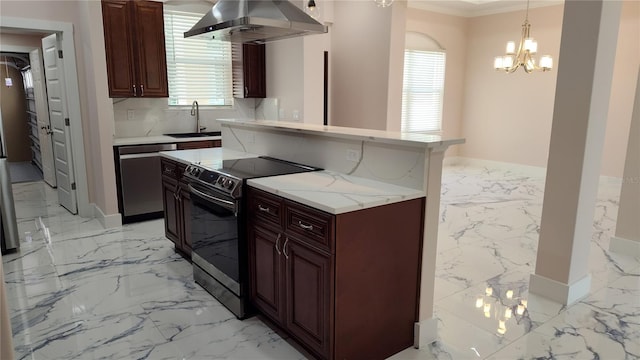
[305,0,319,19]
[494,0,553,73]
[4,57,13,88]
[374,0,393,8]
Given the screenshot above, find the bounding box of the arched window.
[401,32,446,133]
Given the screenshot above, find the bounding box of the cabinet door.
[284,238,332,359]
[132,1,169,97]
[101,0,136,97]
[243,44,266,98]
[162,177,179,245]
[179,183,192,256]
[249,224,285,324]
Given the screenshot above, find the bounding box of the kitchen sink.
[164,131,221,138]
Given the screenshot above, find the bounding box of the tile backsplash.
[112,98,279,138]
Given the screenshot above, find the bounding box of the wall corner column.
[610,67,640,257]
[530,0,622,305]
[415,146,445,348]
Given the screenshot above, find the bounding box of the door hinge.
[65,118,70,126]
[58,50,63,59]
[71,182,76,190]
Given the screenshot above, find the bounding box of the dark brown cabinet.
[161,158,189,255]
[247,187,425,360]
[232,43,266,98]
[101,0,168,98]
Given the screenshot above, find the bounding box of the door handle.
[275,233,281,255]
[133,84,137,97]
[282,237,289,259]
[140,84,144,97]
[298,221,314,231]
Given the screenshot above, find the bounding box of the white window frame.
[164,9,233,107]
[401,49,446,134]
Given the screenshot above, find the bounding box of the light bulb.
[374,0,393,7]
[521,299,528,308]
[476,297,484,308]
[497,320,507,335]
[504,307,512,319]
[494,56,504,70]
[503,56,514,69]
[524,38,534,52]
[517,304,525,315]
[305,0,319,19]
[485,287,493,296]
[540,55,553,70]
[506,290,513,299]
[506,41,516,55]
[483,303,491,314]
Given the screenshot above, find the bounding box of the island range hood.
[184,0,328,43]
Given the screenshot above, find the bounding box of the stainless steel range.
[183,156,320,318]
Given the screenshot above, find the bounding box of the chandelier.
[494,0,553,73]
[374,0,394,8]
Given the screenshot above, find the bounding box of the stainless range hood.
[184,0,328,44]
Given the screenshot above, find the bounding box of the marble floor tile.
[3,161,639,360]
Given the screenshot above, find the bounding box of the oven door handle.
[188,184,237,214]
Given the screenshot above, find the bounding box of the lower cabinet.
[161,158,192,257]
[247,187,425,360]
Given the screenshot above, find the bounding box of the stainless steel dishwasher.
[117,143,177,223]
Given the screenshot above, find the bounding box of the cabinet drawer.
[285,201,334,253]
[248,188,283,228]
[161,159,179,179]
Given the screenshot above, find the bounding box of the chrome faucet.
[191,100,205,133]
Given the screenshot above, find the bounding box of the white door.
[29,48,56,188]
[42,34,77,214]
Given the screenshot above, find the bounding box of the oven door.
[188,183,242,296]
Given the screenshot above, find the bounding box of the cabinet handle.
[298,221,314,231]
[258,204,270,213]
[173,191,179,200]
[283,237,289,259]
[275,233,281,255]
[133,84,137,97]
[141,84,144,97]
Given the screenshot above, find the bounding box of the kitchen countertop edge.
[113,135,222,147]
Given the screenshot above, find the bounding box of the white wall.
[266,38,305,122]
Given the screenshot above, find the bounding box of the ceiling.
[407,0,564,18]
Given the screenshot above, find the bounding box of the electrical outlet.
[127,110,135,121]
[292,110,299,121]
[346,149,360,162]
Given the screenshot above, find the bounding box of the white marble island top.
[159,148,258,166]
[218,118,465,149]
[247,170,425,214]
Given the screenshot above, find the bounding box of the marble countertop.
[159,147,258,166]
[247,170,425,214]
[218,119,465,149]
[113,135,221,146]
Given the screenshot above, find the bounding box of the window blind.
[401,50,446,133]
[164,10,233,106]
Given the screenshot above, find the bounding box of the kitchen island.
[159,120,463,356]
[216,119,463,348]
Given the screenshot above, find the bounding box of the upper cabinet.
[232,43,266,99]
[101,0,169,98]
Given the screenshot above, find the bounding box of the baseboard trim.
[610,236,640,257]
[414,318,438,349]
[529,273,591,306]
[93,204,122,229]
